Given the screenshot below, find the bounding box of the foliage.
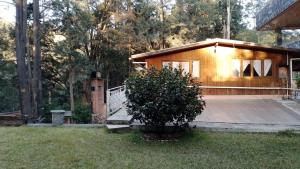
[125,67,205,129]
[167,0,245,46]
[0,22,19,113]
[42,101,70,123]
[3,0,297,118]
[71,103,92,124]
[295,75,300,89]
[42,101,91,123]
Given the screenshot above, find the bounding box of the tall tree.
[16,0,32,121]
[159,0,167,49]
[32,0,42,117]
[226,0,231,39]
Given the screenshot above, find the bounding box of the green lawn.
[0,127,300,169]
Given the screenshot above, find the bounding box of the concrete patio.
[108,95,300,132]
[196,95,300,125]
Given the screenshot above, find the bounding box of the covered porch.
[256,0,300,30]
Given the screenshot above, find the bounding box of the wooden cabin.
[130,39,300,95]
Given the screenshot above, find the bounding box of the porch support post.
[275,28,283,46]
[289,59,293,90]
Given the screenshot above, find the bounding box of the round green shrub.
[125,67,205,130]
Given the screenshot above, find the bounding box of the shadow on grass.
[277,130,300,138]
[127,129,209,144]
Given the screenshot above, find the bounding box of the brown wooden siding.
[145,46,288,95]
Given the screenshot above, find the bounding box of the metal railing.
[197,86,300,91]
[106,85,126,117]
[194,85,300,96]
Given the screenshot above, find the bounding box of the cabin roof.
[130,38,300,61]
[256,0,300,30]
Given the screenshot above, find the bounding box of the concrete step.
[106,119,132,125]
[107,107,132,125]
[106,124,131,132]
[106,115,133,124]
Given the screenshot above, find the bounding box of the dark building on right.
[256,0,300,31]
[256,0,300,47]
[256,0,300,89]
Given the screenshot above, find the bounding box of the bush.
[42,102,70,123]
[295,75,300,88]
[125,67,205,130]
[72,103,92,124]
[42,102,92,124]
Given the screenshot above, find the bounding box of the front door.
[290,59,300,88]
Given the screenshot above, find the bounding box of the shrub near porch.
[125,67,205,130]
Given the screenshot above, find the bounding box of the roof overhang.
[285,40,300,49]
[256,0,300,30]
[130,38,300,61]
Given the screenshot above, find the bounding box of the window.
[232,59,240,77]
[243,60,251,77]
[172,62,189,74]
[172,62,180,70]
[162,62,171,68]
[264,59,272,76]
[192,61,200,78]
[162,61,190,74]
[133,62,147,71]
[232,59,272,78]
[253,60,262,77]
[181,62,189,74]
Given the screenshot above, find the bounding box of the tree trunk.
[16,0,32,122]
[48,90,52,105]
[106,71,110,90]
[226,0,231,39]
[160,0,166,49]
[69,68,75,112]
[33,0,42,118]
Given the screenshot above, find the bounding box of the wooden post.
[106,88,110,118]
[275,28,283,46]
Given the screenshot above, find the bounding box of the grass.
[0,127,300,169]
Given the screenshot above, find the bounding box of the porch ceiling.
[256,0,300,30]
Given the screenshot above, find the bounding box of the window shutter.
[253,60,262,77]
[232,59,240,77]
[264,59,272,76]
[192,61,200,78]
